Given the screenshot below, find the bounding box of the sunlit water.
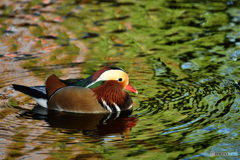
[1,0,240,159]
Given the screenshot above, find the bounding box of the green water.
[1,0,240,159]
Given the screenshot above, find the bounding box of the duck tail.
[12,84,47,99]
[12,84,48,108]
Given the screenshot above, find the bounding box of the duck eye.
[118,78,123,82]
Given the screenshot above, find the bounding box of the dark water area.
[1,0,240,159]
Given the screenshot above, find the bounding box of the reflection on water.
[0,106,137,159]
[31,106,136,136]
[1,0,240,159]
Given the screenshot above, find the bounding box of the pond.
[1,0,240,159]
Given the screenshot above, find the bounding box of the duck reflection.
[32,105,137,136]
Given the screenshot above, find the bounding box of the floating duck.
[12,67,137,113]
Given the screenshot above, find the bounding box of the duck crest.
[91,67,123,82]
[91,80,130,112]
[91,67,110,82]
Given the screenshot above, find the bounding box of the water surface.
[1,0,240,159]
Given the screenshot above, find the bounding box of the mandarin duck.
[12,67,137,113]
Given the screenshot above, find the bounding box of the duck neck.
[92,81,127,112]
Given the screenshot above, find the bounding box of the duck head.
[86,67,137,111]
[86,67,137,94]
